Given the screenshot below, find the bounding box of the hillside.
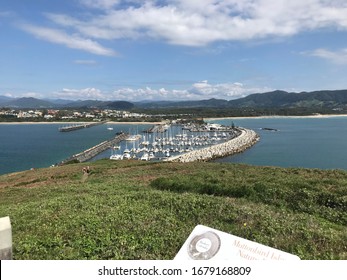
[135,98,228,108]
[2,97,55,108]
[228,90,347,108]
[0,160,346,260]
[135,90,347,109]
[2,89,347,111]
[0,96,135,110]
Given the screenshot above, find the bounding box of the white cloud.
[3,93,15,98]
[80,0,121,9]
[20,92,44,98]
[190,80,271,99]
[73,59,98,65]
[305,48,347,65]
[0,11,13,18]
[17,1,347,56]
[55,88,105,100]
[19,24,116,56]
[42,0,347,47]
[111,86,191,101]
[50,81,271,101]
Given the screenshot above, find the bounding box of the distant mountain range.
[0,97,135,110]
[1,89,347,110]
[137,89,347,109]
[228,90,347,108]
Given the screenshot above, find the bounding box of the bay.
[209,116,347,170]
[1,116,347,175]
[0,123,151,175]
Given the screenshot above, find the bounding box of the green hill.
[3,97,55,108]
[228,90,347,108]
[0,160,346,260]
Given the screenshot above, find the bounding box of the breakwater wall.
[166,128,259,163]
[59,121,106,132]
[144,124,169,133]
[59,133,129,165]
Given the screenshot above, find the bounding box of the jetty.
[59,133,129,165]
[144,124,170,133]
[58,121,106,132]
[165,128,259,163]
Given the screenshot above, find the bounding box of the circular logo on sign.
[187,231,221,260]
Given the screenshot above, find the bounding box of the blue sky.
[1,0,347,101]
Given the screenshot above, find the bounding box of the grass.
[0,160,346,260]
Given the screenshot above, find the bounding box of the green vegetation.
[0,160,346,260]
[137,106,347,118]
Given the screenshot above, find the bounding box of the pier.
[58,121,106,132]
[144,124,170,133]
[59,133,129,164]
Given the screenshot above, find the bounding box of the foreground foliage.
[0,160,346,260]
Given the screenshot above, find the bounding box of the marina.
[3,116,347,175]
[108,122,257,162]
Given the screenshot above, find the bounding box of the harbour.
[107,121,246,162]
[2,116,347,175]
[59,132,129,165]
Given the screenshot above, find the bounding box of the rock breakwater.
[166,128,259,163]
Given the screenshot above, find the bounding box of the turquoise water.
[1,117,347,175]
[210,116,347,170]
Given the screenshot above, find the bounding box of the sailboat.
[110,146,123,160]
[123,141,131,159]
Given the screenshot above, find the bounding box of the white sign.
[174,225,300,260]
[0,216,12,260]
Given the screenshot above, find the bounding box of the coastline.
[0,121,164,125]
[2,114,347,125]
[205,114,347,121]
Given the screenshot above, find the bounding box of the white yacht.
[110,154,123,160]
[141,153,149,161]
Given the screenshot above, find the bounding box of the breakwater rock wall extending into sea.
[166,128,259,163]
[59,133,129,165]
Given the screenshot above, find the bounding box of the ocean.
[210,116,347,170]
[1,116,347,175]
[0,123,151,175]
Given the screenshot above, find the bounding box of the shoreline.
[0,121,164,125]
[205,114,347,121]
[1,114,347,124]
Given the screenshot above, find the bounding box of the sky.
[1,0,347,101]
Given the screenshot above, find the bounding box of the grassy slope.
[0,160,346,260]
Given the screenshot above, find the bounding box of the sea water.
[0,123,151,175]
[1,117,347,175]
[210,116,347,170]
